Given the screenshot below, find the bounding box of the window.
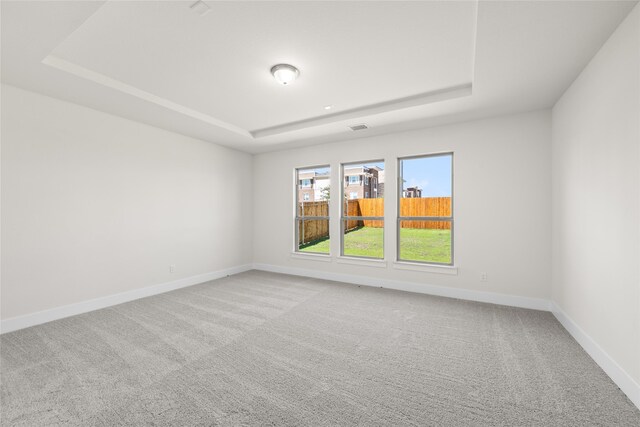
[364,176,369,185]
[348,175,359,185]
[342,161,384,259]
[295,166,330,254]
[398,153,453,265]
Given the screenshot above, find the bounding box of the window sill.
[336,256,387,268]
[290,252,332,262]
[393,261,458,275]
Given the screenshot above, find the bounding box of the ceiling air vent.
[349,124,369,131]
[190,1,211,16]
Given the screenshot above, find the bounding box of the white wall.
[551,2,640,388]
[1,84,253,321]
[253,110,552,303]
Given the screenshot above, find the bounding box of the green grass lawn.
[343,226,384,258]
[299,236,331,253]
[299,227,451,263]
[399,227,451,264]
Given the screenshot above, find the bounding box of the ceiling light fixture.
[324,105,334,110]
[271,64,299,85]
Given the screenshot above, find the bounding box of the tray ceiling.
[45,1,476,136]
[1,1,636,152]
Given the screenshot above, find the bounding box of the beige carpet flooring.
[2,270,639,426]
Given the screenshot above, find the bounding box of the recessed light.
[324,105,334,110]
[271,64,299,85]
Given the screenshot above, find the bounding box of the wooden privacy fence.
[298,197,451,244]
[399,197,451,230]
[298,201,330,245]
[298,200,329,217]
[344,199,369,231]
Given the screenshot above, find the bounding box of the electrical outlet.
[170,265,175,273]
[481,272,488,282]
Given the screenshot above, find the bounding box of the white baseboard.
[551,302,640,410]
[0,264,253,334]
[252,263,551,311]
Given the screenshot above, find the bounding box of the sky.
[401,154,452,197]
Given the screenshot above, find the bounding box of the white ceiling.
[1,1,636,153]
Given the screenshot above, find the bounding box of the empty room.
[1,0,639,425]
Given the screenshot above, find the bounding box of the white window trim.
[337,256,387,268]
[397,153,454,266]
[291,252,332,262]
[341,160,385,261]
[393,261,458,275]
[295,165,331,255]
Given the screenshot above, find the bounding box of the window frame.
[397,152,454,266]
[340,160,385,260]
[295,165,331,255]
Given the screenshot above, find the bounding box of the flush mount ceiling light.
[271,64,299,85]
